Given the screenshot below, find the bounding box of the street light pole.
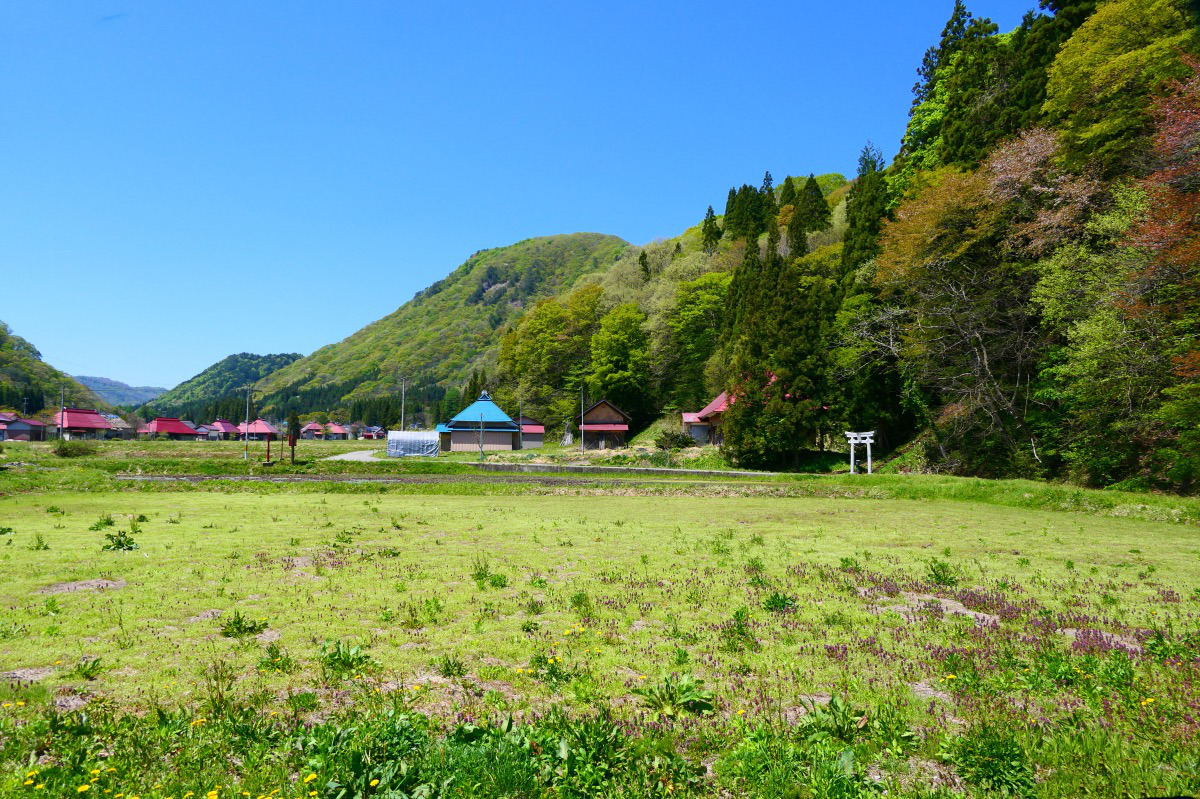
[243,387,251,461]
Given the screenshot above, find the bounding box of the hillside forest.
[488,0,1200,491]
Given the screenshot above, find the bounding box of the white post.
[849,439,856,474]
[866,438,873,474]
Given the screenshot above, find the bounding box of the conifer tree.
[638,250,651,281]
[841,144,891,277]
[786,200,809,257]
[779,177,796,209]
[701,206,722,254]
[797,174,832,232]
[758,171,777,231]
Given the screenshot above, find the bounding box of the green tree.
[841,145,891,278]
[788,173,832,257]
[779,177,796,209]
[588,303,653,424]
[701,205,722,254]
[1043,0,1200,174]
[663,272,731,411]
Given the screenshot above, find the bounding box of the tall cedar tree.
[911,0,973,110]
[841,145,891,277]
[700,206,722,254]
[779,177,797,209]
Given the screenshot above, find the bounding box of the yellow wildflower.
[78,787,91,794]
[369,780,379,787]
[303,774,317,784]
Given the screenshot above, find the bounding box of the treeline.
[490,0,1200,491]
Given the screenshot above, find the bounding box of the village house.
[438,391,520,452]
[138,417,203,439]
[105,415,136,440]
[518,415,544,449]
[579,399,631,449]
[325,423,349,440]
[300,422,325,440]
[54,407,114,440]
[0,416,46,441]
[208,419,241,440]
[681,391,728,445]
[361,425,386,440]
[237,419,278,441]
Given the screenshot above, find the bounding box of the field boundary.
[464,460,775,479]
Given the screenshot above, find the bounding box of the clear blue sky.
[2,1,1038,390]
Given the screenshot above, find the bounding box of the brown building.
[579,399,631,449]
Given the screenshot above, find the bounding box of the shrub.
[434,654,467,679]
[220,610,267,638]
[654,430,695,450]
[101,529,139,551]
[632,673,715,719]
[51,439,97,457]
[926,557,959,587]
[88,514,115,531]
[940,724,1035,797]
[763,592,798,613]
[319,639,376,680]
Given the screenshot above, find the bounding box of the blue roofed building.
[440,391,521,452]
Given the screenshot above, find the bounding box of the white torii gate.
[845,431,875,474]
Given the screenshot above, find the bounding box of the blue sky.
[2,1,1038,390]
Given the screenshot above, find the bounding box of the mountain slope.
[0,321,104,414]
[257,233,629,409]
[149,353,301,415]
[74,376,166,406]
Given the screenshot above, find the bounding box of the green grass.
[1,449,1199,796]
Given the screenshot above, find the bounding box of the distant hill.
[148,352,302,416]
[74,375,167,406]
[256,233,630,409]
[0,321,104,415]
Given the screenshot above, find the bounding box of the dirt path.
[322,449,383,462]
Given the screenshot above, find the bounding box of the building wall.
[582,402,628,425]
[519,433,543,449]
[684,423,710,444]
[582,430,626,450]
[450,430,514,452]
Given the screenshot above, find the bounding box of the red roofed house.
[325,423,349,441]
[139,417,203,440]
[579,400,631,450]
[54,408,114,440]
[518,415,545,449]
[681,391,728,446]
[0,417,46,441]
[237,419,278,441]
[208,419,241,440]
[300,422,325,440]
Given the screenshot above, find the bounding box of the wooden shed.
[518,415,545,449]
[579,400,630,449]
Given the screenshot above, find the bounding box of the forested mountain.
[146,352,301,419]
[254,233,630,417]
[0,321,103,414]
[74,375,166,407]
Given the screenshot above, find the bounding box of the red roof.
[0,412,17,422]
[141,417,201,436]
[208,419,240,433]
[521,424,545,434]
[238,419,278,435]
[681,412,704,424]
[326,423,348,434]
[696,392,729,420]
[55,408,114,430]
[580,423,628,432]
[301,422,324,432]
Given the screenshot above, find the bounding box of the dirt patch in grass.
[880,592,1001,625]
[1,666,54,682]
[37,578,126,595]
[910,680,952,702]
[186,609,223,623]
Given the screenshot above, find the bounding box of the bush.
[655,430,695,450]
[220,610,267,638]
[101,529,139,551]
[940,724,1035,797]
[632,673,715,719]
[52,439,97,458]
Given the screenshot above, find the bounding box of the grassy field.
[0,443,1198,797]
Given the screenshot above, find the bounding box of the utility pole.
[243,386,251,461]
[579,383,585,454]
[59,385,65,440]
[478,412,484,462]
[400,376,406,432]
[22,397,28,417]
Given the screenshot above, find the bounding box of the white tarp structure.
[386,430,440,457]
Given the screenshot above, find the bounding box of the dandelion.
[638,674,646,680]
[736,709,745,715]
[303,774,317,784]
[369,780,379,787]
[16,701,24,706]
[78,787,91,794]
[27,772,38,778]
[24,780,33,786]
